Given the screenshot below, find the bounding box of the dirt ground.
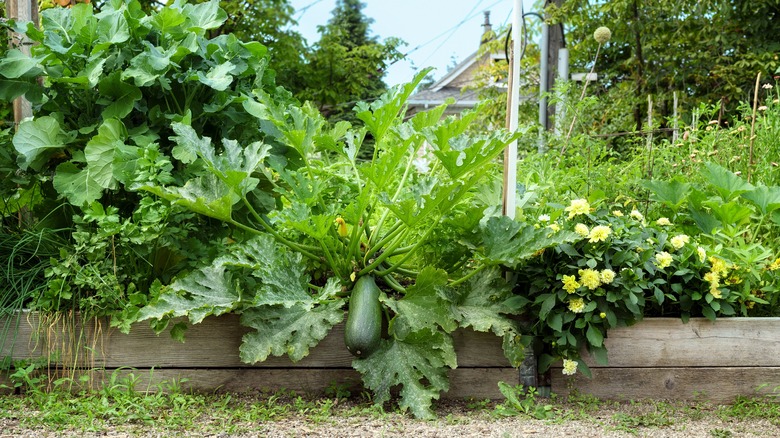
[2,398,779,438]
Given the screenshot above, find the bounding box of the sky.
[288,0,538,87]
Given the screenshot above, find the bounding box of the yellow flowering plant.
[505,194,772,377]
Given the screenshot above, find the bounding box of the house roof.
[406,50,506,116]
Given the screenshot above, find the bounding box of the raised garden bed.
[0,312,519,398]
[551,318,780,402]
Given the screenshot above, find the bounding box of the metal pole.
[537,20,549,152]
[502,0,523,220]
[553,47,569,138]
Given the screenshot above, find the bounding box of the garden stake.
[748,72,761,183]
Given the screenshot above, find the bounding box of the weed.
[609,401,675,434]
[710,429,733,438]
[324,379,353,400]
[464,397,493,411]
[493,382,554,420]
[716,396,780,425]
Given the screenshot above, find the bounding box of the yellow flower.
[548,223,561,233]
[726,275,742,285]
[600,269,616,284]
[612,210,624,217]
[562,359,578,376]
[703,271,722,298]
[565,199,591,219]
[709,257,728,275]
[575,223,590,237]
[335,217,348,237]
[670,234,690,250]
[656,217,671,226]
[630,209,644,221]
[703,271,720,284]
[768,257,780,271]
[655,251,673,269]
[588,225,612,243]
[562,275,580,293]
[568,298,586,313]
[599,312,607,319]
[697,247,707,263]
[710,287,722,299]
[578,269,601,290]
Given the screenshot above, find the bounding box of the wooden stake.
[646,94,655,180]
[502,49,515,217]
[748,72,761,183]
[672,91,678,144]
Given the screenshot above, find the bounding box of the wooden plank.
[551,367,780,403]
[580,318,780,368]
[0,313,510,368]
[75,367,516,400]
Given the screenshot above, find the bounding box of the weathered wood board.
[0,312,518,398]
[551,318,780,402]
[551,367,780,403]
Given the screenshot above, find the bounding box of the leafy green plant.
[97,52,588,416]
[488,191,779,377]
[493,383,554,419]
[0,0,291,320]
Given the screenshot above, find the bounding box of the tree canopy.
[550,0,780,131]
[298,0,403,122]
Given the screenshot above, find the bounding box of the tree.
[299,0,403,122]
[549,0,780,132]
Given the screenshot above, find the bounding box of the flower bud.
[594,26,611,44]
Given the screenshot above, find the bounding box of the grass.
[3,372,780,436]
[0,227,66,365]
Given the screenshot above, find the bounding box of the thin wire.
[296,0,327,20]
[414,0,503,68]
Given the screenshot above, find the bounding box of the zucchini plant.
[0,0,580,418]
[129,70,579,418]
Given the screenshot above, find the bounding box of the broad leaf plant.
[0,0,582,418]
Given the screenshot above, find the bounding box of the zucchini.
[344,275,382,357]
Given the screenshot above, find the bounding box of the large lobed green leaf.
[384,267,457,337]
[481,216,580,268]
[137,261,240,325]
[353,328,456,419]
[137,234,311,326]
[239,296,345,363]
[442,267,530,367]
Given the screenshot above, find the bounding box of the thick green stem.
[358,229,410,277]
[364,221,404,264]
[319,241,343,280]
[369,151,418,244]
[388,265,418,277]
[382,273,406,294]
[448,264,488,287]
[389,244,415,256]
[228,219,322,262]
[375,224,437,276]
